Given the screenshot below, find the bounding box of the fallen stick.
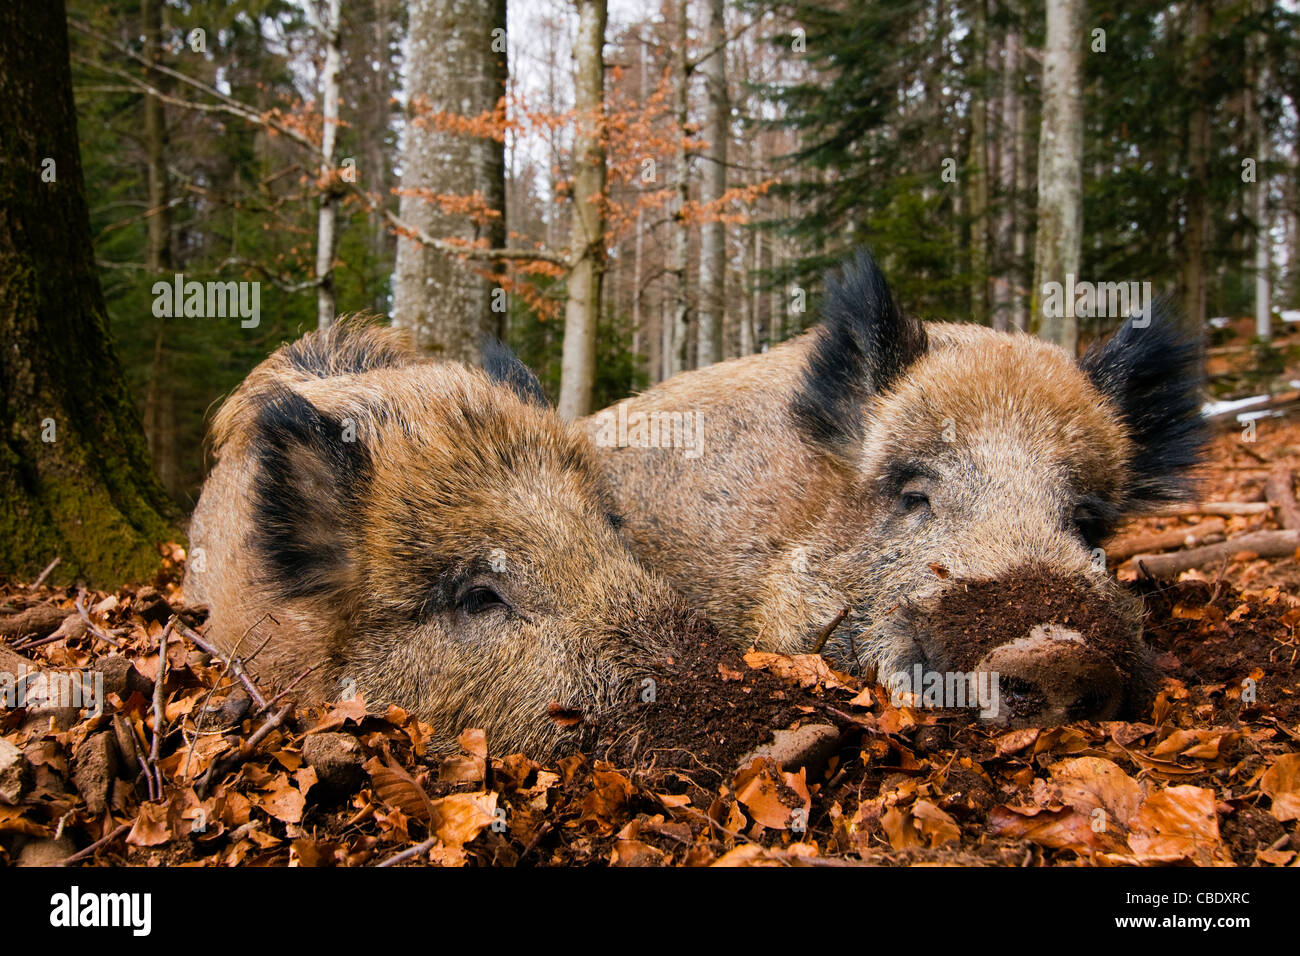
[1265,467,1300,531]
[74,591,123,648]
[1108,519,1226,563]
[0,604,69,641]
[29,557,61,590]
[61,823,131,866]
[1156,502,1270,517]
[177,621,269,711]
[1204,390,1300,422]
[196,703,293,798]
[1129,529,1300,578]
[377,837,439,867]
[147,620,175,801]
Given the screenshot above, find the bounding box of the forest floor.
[2,376,1299,867]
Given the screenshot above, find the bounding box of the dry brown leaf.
[989,804,1099,851]
[1127,785,1229,865]
[429,791,497,849]
[733,758,811,830]
[1260,753,1300,822]
[911,799,961,848]
[364,755,434,822]
[742,650,854,690]
[127,800,171,847]
[610,838,666,866]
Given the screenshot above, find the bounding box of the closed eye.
[901,491,930,513]
[1072,496,1117,548]
[458,585,509,615]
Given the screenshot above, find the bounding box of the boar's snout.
[912,568,1152,727]
[973,625,1125,725]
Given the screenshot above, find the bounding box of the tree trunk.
[696,0,728,367]
[1031,0,1083,355]
[669,0,691,378]
[141,0,178,500]
[1250,17,1271,341]
[314,0,343,329]
[392,0,508,362]
[0,0,179,584]
[556,0,607,419]
[992,7,1020,332]
[1182,0,1212,332]
[967,0,990,327]
[1011,5,1030,333]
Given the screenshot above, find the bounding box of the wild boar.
[584,252,1207,725]
[185,320,702,758]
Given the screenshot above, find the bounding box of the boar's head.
[779,251,1207,725]
[222,330,700,758]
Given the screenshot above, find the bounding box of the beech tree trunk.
[967,0,990,327]
[992,8,1021,332]
[1031,0,1083,355]
[669,0,691,378]
[557,0,607,419]
[313,0,343,329]
[0,0,179,584]
[696,0,728,367]
[392,0,508,362]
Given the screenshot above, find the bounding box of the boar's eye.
[458,585,509,615]
[900,491,931,514]
[1071,497,1117,549]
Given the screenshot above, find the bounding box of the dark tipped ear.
[791,249,928,455]
[252,387,371,600]
[482,338,549,408]
[1079,298,1209,508]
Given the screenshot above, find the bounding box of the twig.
[256,666,315,717]
[75,591,123,648]
[61,823,132,866]
[810,606,851,654]
[147,620,175,800]
[139,756,156,803]
[377,837,439,867]
[29,557,61,589]
[177,621,269,711]
[197,703,294,797]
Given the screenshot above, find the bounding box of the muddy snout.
[915,569,1151,727]
[974,624,1124,725]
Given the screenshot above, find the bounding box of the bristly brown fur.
[186,319,702,758]
[582,254,1208,724]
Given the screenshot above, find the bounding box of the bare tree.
[309,0,344,329]
[557,0,608,419]
[968,0,990,326]
[1031,0,1083,355]
[393,0,508,362]
[992,3,1022,332]
[696,0,728,366]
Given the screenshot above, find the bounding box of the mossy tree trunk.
[0,0,180,585]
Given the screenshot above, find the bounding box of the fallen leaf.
[1128,786,1228,865]
[1260,753,1300,822]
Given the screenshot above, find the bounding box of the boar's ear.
[251,387,371,600]
[792,249,928,455]
[1079,298,1209,508]
[482,338,549,408]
